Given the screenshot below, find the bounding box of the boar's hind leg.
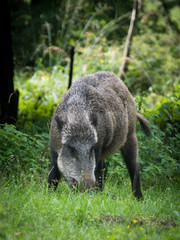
[121,134,143,199]
[48,151,61,190]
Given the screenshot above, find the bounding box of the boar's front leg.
[121,134,143,199]
[48,151,61,189]
[95,160,107,190]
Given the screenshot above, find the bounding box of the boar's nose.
[79,178,96,191]
[71,174,96,191]
[79,172,96,191]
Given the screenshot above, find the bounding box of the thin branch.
[119,0,141,79]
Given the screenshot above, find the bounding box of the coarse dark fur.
[48,71,151,199]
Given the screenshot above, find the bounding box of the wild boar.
[48,71,151,199]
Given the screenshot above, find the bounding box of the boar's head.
[55,112,98,191]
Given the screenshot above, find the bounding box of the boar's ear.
[90,112,97,127]
[55,115,65,131]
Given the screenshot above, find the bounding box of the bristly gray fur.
[48,71,151,199]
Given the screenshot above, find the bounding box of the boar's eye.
[68,146,77,155]
[90,144,96,155]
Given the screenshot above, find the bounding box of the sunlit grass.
[0,177,179,240]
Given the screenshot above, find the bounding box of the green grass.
[0,177,179,240]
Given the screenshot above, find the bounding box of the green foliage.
[0,124,49,178]
[125,32,179,94]
[11,0,131,68]
[170,6,180,30]
[15,67,68,124]
[134,93,180,179]
[123,0,180,94]
[106,152,128,181]
[11,0,180,96]
[138,124,180,181]
[106,121,180,184]
[152,96,180,130]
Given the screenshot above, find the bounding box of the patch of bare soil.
[98,213,178,230]
[99,213,124,224]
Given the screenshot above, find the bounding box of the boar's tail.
[136,113,151,136]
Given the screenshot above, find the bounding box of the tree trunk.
[0,1,19,125]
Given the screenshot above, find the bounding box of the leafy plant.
[138,124,180,182]
[135,93,180,177]
[0,124,49,178]
[14,67,68,125]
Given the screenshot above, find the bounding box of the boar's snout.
[79,178,96,192]
[72,172,96,192]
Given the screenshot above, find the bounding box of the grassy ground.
[0,177,179,240]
